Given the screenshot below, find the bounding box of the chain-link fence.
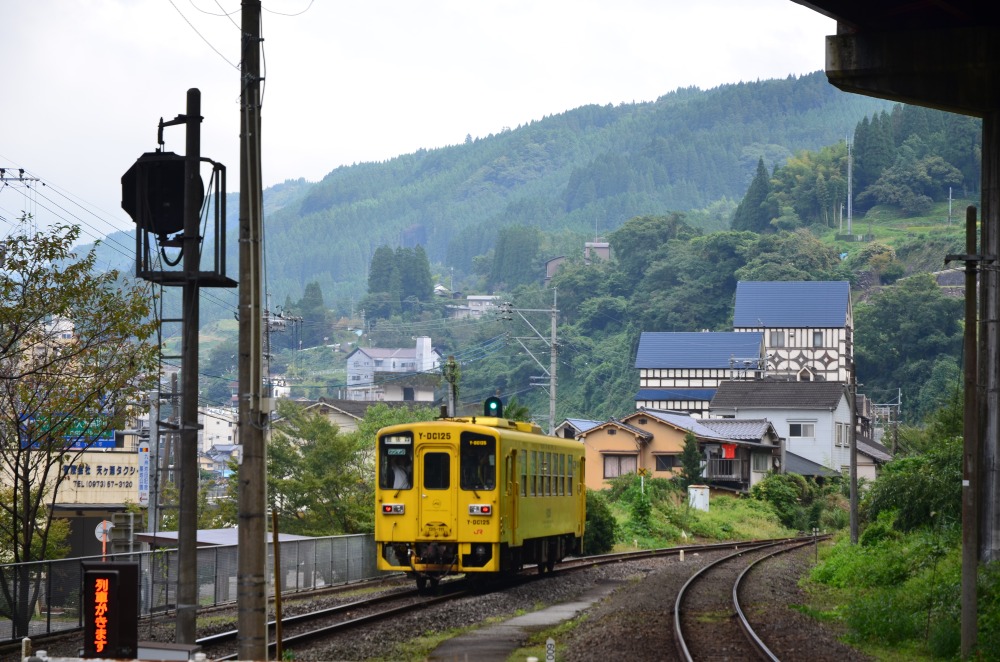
[0,533,378,642]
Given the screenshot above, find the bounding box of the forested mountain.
[91,72,889,320]
[256,72,891,309]
[88,71,978,423]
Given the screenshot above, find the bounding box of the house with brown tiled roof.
[578,409,781,493]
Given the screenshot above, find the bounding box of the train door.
[417,445,457,538]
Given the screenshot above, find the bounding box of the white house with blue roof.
[733,281,853,383]
[634,331,765,416]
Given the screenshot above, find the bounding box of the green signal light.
[484,396,503,417]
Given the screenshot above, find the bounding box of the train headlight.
[382,504,404,515]
[468,504,492,515]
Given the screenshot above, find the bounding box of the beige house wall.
[581,419,689,491]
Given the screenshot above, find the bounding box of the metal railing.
[0,533,378,643]
[706,458,748,482]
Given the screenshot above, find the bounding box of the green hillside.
[255,72,891,307]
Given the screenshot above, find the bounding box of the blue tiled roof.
[563,418,601,433]
[635,388,717,401]
[699,418,776,441]
[634,409,729,440]
[733,281,850,328]
[634,332,763,369]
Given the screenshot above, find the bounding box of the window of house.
[654,455,678,471]
[813,331,824,348]
[603,454,637,479]
[752,453,772,472]
[789,422,816,438]
[608,429,617,435]
[403,387,414,401]
[835,422,849,447]
[769,330,785,347]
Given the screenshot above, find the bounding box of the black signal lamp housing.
[121,151,204,240]
[484,396,503,417]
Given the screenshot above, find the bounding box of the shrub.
[750,473,813,530]
[978,561,1000,658]
[584,490,617,555]
[858,510,902,547]
[861,433,961,533]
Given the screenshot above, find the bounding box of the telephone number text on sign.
[76,480,134,490]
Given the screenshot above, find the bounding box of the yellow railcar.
[375,411,586,590]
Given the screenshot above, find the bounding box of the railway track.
[10,536,828,660]
[203,536,822,660]
[673,536,823,661]
[201,581,468,660]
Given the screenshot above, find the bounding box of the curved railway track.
[206,536,823,660]
[673,536,825,661]
[8,536,828,661]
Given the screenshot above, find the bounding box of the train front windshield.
[460,432,496,490]
[379,433,413,490]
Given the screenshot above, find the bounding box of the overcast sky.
[1,1,835,242]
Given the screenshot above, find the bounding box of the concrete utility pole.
[176,88,202,643]
[236,1,268,659]
[848,360,858,545]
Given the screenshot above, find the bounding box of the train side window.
[539,452,546,496]
[530,451,537,497]
[560,454,566,496]
[545,453,552,496]
[460,432,495,491]
[517,453,528,496]
[423,452,450,490]
[557,455,562,495]
[567,456,574,496]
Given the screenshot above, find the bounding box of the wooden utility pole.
[236,1,268,659]
[982,113,1000,566]
[954,206,980,657]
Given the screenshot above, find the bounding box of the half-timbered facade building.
[634,331,764,416]
[732,281,853,383]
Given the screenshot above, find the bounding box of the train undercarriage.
[381,534,581,591]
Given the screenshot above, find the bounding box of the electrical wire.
[168,0,240,70]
